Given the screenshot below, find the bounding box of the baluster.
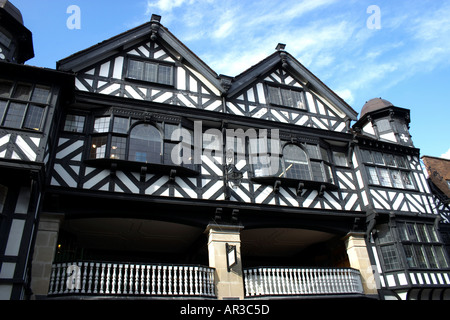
[140,265,146,295]
[99,263,105,294]
[121,264,127,294]
[80,262,87,294]
[345,269,351,293]
[339,269,346,293]
[187,267,192,295]
[92,263,99,294]
[162,266,167,295]
[167,266,173,295]
[61,263,69,294]
[200,267,206,296]
[179,266,185,295]
[55,263,62,294]
[260,268,266,295]
[135,265,141,294]
[335,269,342,293]
[128,264,134,295]
[324,269,330,293]
[294,269,299,294]
[134,265,140,295]
[117,264,123,294]
[86,263,93,294]
[173,266,178,295]
[208,268,215,297]
[111,264,117,294]
[305,269,311,294]
[290,268,296,295]
[146,265,151,295]
[243,269,249,297]
[156,266,162,295]
[183,267,189,295]
[105,264,111,294]
[313,269,318,294]
[347,269,354,293]
[193,267,199,295]
[317,269,322,294]
[151,265,156,295]
[48,264,56,295]
[256,268,263,295]
[272,268,278,295]
[278,269,285,295]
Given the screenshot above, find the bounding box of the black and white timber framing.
[0,9,449,300]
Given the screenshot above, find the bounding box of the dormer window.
[267,84,307,110]
[127,58,174,86]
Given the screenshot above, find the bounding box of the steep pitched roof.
[226,49,358,121]
[57,15,225,94]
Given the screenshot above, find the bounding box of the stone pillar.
[205,224,244,300]
[343,232,378,295]
[30,213,64,299]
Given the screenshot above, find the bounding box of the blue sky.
[12,0,450,159]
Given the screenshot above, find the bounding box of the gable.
[58,19,224,112]
[226,59,352,133]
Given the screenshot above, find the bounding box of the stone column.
[343,232,378,295]
[30,213,64,299]
[205,224,244,300]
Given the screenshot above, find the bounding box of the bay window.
[362,149,415,190]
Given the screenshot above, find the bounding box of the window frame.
[126,57,175,87]
[0,80,51,132]
[250,138,337,188]
[361,149,416,190]
[397,222,449,270]
[266,83,308,111]
[86,112,197,174]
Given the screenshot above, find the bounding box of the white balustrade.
[244,267,364,297]
[48,261,216,298]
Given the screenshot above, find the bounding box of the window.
[0,81,50,131]
[362,149,415,190]
[251,139,337,185]
[267,85,307,110]
[280,144,311,180]
[127,59,174,86]
[128,124,162,163]
[398,222,449,269]
[88,113,195,170]
[333,151,348,167]
[64,114,86,133]
[376,224,402,271]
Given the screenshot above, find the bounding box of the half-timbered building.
[0,2,449,300]
[0,0,73,299]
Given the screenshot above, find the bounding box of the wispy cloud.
[144,0,450,109]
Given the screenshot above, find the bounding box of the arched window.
[128,123,162,163]
[280,144,311,180]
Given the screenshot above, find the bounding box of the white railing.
[48,261,216,298]
[244,267,364,297]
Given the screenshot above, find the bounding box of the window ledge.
[251,176,338,193]
[368,184,417,192]
[84,159,199,177]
